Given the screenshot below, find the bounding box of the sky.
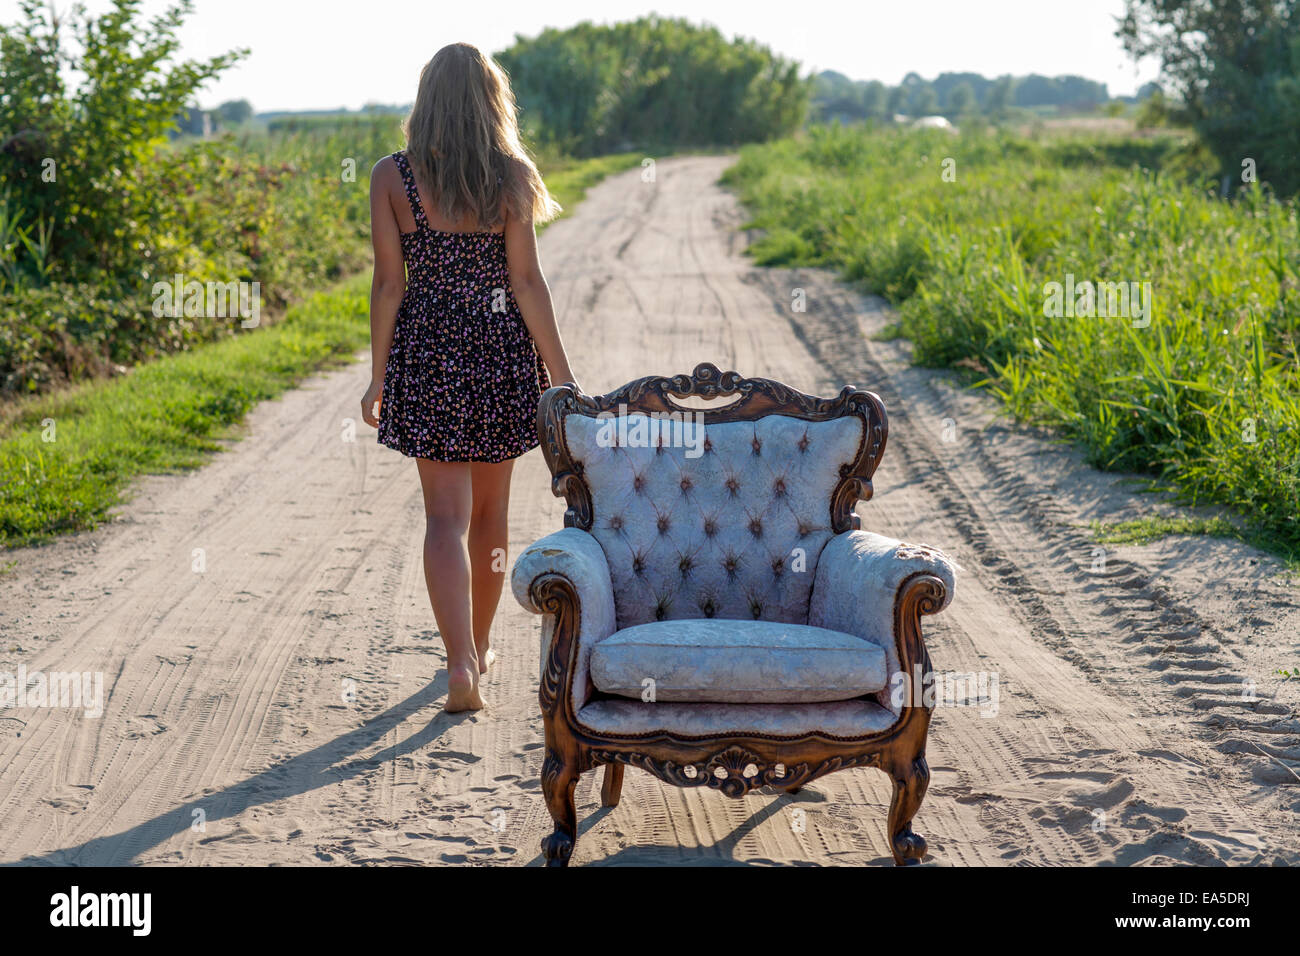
[2,0,1161,113]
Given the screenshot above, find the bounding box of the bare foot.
[445,664,484,712]
[478,648,496,674]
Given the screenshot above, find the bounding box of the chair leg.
[887,753,930,865]
[600,763,624,807]
[541,748,580,867]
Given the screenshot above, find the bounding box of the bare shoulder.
[370,153,400,187]
[505,154,534,184]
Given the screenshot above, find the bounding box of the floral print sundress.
[378,150,550,462]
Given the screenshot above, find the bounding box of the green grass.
[1,277,371,546]
[1087,515,1241,546]
[541,151,645,220]
[0,152,644,548]
[722,124,1300,561]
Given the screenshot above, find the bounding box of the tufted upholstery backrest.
[562,413,865,630]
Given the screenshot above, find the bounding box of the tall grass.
[723,124,1300,558]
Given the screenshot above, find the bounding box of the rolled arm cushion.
[809,530,959,715]
[511,527,617,712]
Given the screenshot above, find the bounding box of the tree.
[495,17,809,155]
[215,99,253,126]
[945,81,976,118]
[861,80,888,120]
[1119,0,1300,194]
[886,84,907,117]
[908,83,938,116]
[985,75,1016,119]
[0,0,245,280]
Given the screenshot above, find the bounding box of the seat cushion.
[588,619,887,704]
[576,698,898,738]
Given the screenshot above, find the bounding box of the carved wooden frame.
[530,363,941,866]
[538,361,888,533]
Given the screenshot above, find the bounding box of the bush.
[0,2,404,396]
[495,16,808,156]
[1120,0,1300,196]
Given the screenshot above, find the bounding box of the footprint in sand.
[124,714,168,738]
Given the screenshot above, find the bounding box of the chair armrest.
[511,527,617,715]
[810,530,959,714]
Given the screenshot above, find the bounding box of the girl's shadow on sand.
[11,672,472,866]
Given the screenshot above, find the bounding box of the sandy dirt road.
[2,156,1297,866]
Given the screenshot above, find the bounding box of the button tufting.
[771,556,785,577]
[679,476,692,492]
[751,436,762,455]
[723,555,739,578]
[703,518,717,537]
[679,554,693,575]
[657,515,670,534]
[796,519,811,536]
[724,476,740,495]
[797,432,811,452]
[700,597,717,618]
[610,515,623,531]
[748,517,763,537]
[773,477,786,496]
[749,599,764,619]
[633,474,646,493]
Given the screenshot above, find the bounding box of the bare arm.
[504,205,577,390]
[362,157,406,427]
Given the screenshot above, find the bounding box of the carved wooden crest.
[537,362,889,533]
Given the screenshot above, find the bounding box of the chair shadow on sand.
[9,671,474,866]
[525,783,895,866]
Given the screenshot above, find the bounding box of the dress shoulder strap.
[391,151,429,229]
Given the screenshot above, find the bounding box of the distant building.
[912,115,955,131]
[172,107,213,138]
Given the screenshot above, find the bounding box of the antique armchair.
[511,363,958,866]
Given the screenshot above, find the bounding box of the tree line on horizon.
[810,69,1155,123]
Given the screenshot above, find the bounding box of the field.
[722,124,1300,558]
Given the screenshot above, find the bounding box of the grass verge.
[722,124,1300,561]
[1087,515,1241,547]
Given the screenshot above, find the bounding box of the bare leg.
[468,459,515,674]
[415,459,482,712]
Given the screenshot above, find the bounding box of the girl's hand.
[553,367,581,393]
[361,379,384,428]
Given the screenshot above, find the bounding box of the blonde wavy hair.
[402,43,559,229]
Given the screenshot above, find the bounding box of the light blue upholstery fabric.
[575,698,898,737]
[589,618,888,703]
[511,527,616,713]
[810,530,959,716]
[563,414,864,630]
[510,403,961,739]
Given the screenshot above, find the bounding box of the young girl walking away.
[361,43,578,713]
